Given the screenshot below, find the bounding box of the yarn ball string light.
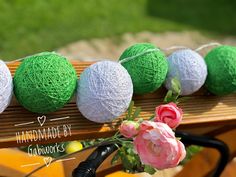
[77,61,133,123]
[0,60,13,113]
[119,43,168,94]
[13,52,77,114]
[205,45,236,95]
[165,49,207,96]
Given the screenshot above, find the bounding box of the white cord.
[4,51,57,64]
[118,48,160,64]
[162,46,188,51]
[195,42,221,52]
[2,42,222,63]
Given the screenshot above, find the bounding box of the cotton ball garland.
[77,61,133,123]
[205,45,236,95]
[14,52,77,114]
[0,60,13,113]
[165,49,207,95]
[119,43,168,94]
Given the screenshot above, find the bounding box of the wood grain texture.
[0,61,236,148]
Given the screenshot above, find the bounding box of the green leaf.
[164,78,183,104]
[164,90,173,103]
[121,152,133,170]
[126,101,134,120]
[132,107,141,120]
[149,115,155,121]
[111,151,120,165]
[137,118,144,123]
[171,78,181,94]
[144,165,157,175]
[181,145,203,165]
[188,145,203,154]
[114,143,120,149]
[127,147,133,154]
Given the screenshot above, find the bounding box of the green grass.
[0,0,187,60]
[0,0,235,60]
[148,0,236,36]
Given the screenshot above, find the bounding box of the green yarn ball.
[205,45,236,95]
[14,52,77,113]
[119,43,168,94]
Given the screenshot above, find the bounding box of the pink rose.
[134,121,186,170]
[154,103,183,129]
[119,120,139,138]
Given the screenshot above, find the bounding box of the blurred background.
[0,0,236,61]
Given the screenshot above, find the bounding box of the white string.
[162,46,188,51]
[119,42,221,64]
[70,42,221,63]
[118,48,160,64]
[2,42,222,63]
[195,42,221,52]
[4,51,57,64]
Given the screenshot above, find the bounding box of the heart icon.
[37,115,46,126]
[43,157,52,167]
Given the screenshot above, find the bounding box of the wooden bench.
[1,61,236,177]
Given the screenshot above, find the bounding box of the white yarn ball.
[0,60,13,113]
[165,49,207,96]
[77,61,133,123]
